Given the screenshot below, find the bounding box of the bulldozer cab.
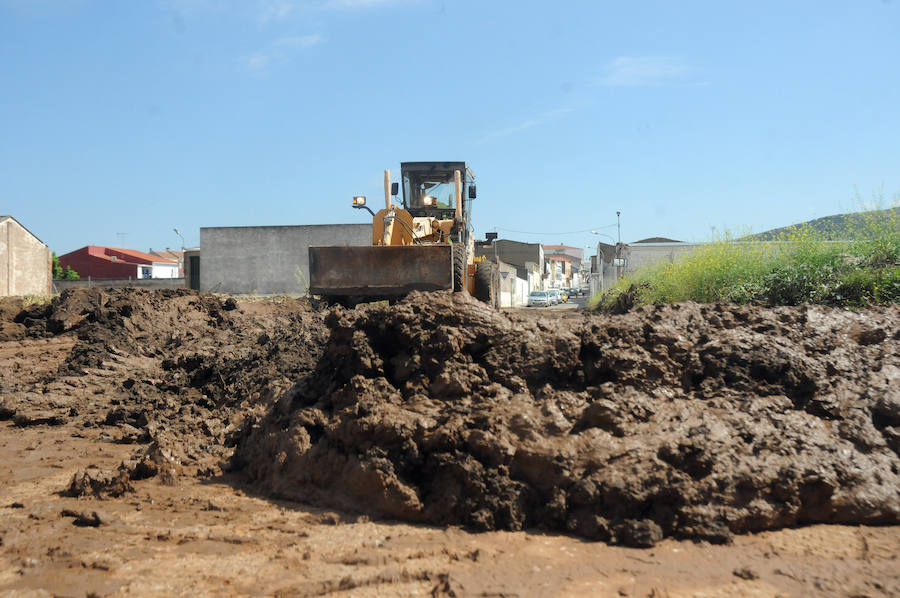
[401,162,475,238]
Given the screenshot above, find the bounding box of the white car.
[548,289,561,305]
[528,290,551,307]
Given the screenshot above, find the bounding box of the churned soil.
[237,291,900,546]
[0,288,898,597]
[3,288,326,476]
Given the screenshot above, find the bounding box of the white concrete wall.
[514,275,529,306]
[151,263,179,279]
[0,218,51,296]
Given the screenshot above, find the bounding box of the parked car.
[528,290,551,307]
[548,289,561,304]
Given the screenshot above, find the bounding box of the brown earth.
[0,288,898,597]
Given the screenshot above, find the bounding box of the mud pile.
[1,288,326,473]
[236,291,900,546]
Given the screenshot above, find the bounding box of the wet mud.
[235,291,900,546]
[1,288,899,596]
[2,288,898,551]
[2,288,326,476]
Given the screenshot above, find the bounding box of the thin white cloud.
[241,34,324,73]
[162,0,296,23]
[243,52,274,72]
[599,56,689,87]
[477,107,574,144]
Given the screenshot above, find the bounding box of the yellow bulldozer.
[308,161,499,307]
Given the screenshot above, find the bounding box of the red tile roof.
[85,246,176,264]
[150,249,183,262]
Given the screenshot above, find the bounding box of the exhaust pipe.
[454,169,462,222]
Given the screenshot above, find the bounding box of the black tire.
[474,261,496,305]
[452,244,467,293]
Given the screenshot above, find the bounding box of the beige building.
[0,216,52,296]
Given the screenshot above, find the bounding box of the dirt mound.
[235,291,900,546]
[0,288,327,476]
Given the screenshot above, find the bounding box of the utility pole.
[173,228,185,251]
[616,211,621,245]
[615,211,622,283]
[173,228,185,278]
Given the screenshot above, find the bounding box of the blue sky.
[2,0,898,256]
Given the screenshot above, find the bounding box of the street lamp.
[173,228,185,278]
[590,230,616,244]
[616,211,621,245]
[173,227,185,250]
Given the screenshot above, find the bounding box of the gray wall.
[54,278,186,291]
[200,224,372,295]
[623,242,701,274]
[474,240,543,270]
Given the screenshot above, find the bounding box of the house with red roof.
[58,246,179,280]
[542,244,585,288]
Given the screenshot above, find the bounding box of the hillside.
[748,205,900,241]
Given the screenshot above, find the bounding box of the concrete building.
[0,216,52,296]
[587,241,619,298]
[59,246,179,280]
[200,224,372,295]
[622,238,701,274]
[183,247,200,291]
[474,238,544,307]
[586,237,703,297]
[150,248,184,277]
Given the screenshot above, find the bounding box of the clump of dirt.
[235,291,900,546]
[64,467,133,499]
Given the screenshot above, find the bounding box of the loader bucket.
[308,245,453,297]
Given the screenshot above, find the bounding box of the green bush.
[597,201,900,309]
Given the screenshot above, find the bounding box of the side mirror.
[352,196,366,207]
[391,182,399,196]
[468,185,476,199]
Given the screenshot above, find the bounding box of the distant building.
[588,241,618,297]
[59,246,179,280]
[149,248,184,277]
[473,238,544,306]
[0,215,52,296]
[183,247,200,290]
[542,244,584,289]
[623,238,701,274]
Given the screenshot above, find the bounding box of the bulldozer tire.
[452,244,467,293]
[474,261,496,305]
